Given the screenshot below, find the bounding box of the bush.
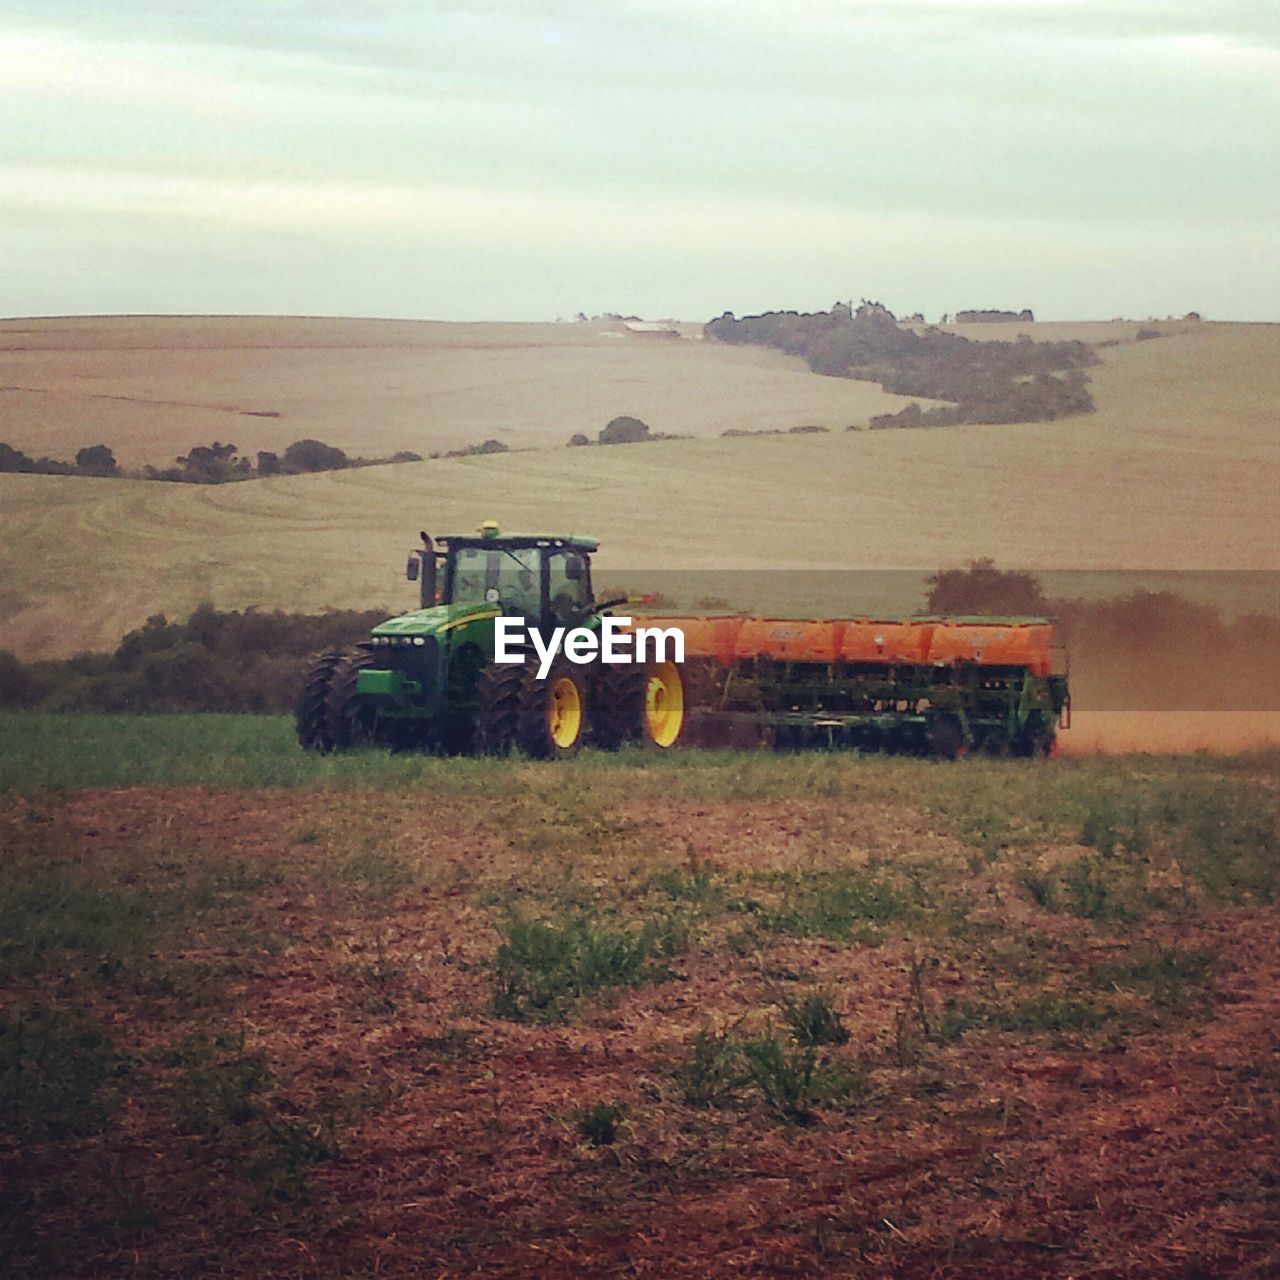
[74,444,119,476]
[599,416,653,445]
[925,559,1048,615]
[283,439,349,472]
[0,651,46,708]
[447,438,508,458]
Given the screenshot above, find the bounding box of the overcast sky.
[3,1,1277,322]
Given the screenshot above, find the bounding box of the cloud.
[1,1,1277,318]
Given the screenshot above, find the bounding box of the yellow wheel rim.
[643,662,685,748]
[548,676,583,749]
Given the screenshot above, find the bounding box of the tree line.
[704,301,1096,427]
[0,438,423,484]
[0,606,388,713]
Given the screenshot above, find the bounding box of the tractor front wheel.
[296,649,344,752]
[324,646,381,750]
[518,657,588,758]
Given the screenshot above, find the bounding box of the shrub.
[599,415,653,445]
[0,651,46,708]
[448,439,508,457]
[924,559,1048,615]
[283,438,349,472]
[74,444,119,476]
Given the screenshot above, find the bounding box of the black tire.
[473,661,525,756]
[324,645,381,751]
[296,650,344,752]
[517,656,588,759]
[590,663,647,750]
[592,659,691,751]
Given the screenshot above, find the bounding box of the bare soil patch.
[3,781,1275,1278]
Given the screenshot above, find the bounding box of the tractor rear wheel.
[592,660,687,750]
[297,649,344,752]
[473,662,525,755]
[324,646,381,750]
[518,657,588,758]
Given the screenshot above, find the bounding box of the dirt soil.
[3,785,1276,1278]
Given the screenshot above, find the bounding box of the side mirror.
[406,554,420,582]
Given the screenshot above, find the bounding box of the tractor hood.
[371,601,500,639]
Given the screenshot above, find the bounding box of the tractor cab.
[407,521,600,630]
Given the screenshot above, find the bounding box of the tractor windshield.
[449,546,542,615]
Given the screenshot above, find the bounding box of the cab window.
[450,546,541,615]
[547,550,590,623]
[492,548,541,616]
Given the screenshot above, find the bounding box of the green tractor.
[296,521,684,757]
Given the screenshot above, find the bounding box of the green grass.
[572,1101,627,1147]
[675,1029,746,1108]
[0,713,513,791]
[0,870,166,982]
[1088,945,1216,1016]
[733,867,922,942]
[165,1028,339,1202]
[491,911,689,1022]
[0,1004,119,1140]
[779,991,851,1047]
[740,1035,869,1124]
[939,995,1112,1040]
[673,997,864,1125]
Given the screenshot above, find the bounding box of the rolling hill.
[0,315,933,467]
[0,319,1276,668]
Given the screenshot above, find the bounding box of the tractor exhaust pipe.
[406,531,437,609]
